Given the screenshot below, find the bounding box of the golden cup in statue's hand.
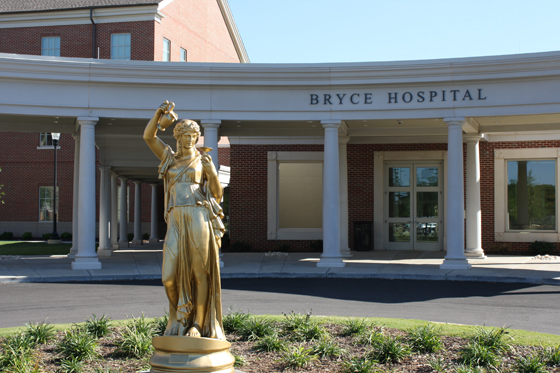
[157,100,178,131]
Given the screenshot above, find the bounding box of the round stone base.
[150,336,234,373]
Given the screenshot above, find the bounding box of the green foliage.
[309,240,323,251]
[127,233,134,241]
[356,327,384,346]
[0,232,14,240]
[280,311,327,342]
[25,321,55,344]
[238,317,275,341]
[542,344,560,366]
[311,337,346,358]
[58,356,84,373]
[233,353,247,367]
[454,364,485,373]
[428,356,448,372]
[42,233,51,240]
[369,336,411,364]
[471,326,512,354]
[0,241,72,255]
[21,232,33,240]
[60,232,72,240]
[529,241,556,256]
[0,333,37,369]
[407,323,443,353]
[341,318,371,337]
[142,233,150,240]
[231,241,252,252]
[84,314,112,338]
[514,352,548,373]
[152,311,169,337]
[254,332,286,352]
[458,342,500,367]
[281,344,318,368]
[341,356,379,373]
[56,330,98,361]
[116,324,153,358]
[222,308,251,334]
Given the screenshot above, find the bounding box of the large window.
[507,160,556,230]
[41,36,60,56]
[39,186,58,222]
[163,38,171,61]
[111,33,131,60]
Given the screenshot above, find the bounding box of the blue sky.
[227,0,560,64]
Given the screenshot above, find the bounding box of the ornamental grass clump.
[25,321,55,345]
[355,326,384,346]
[341,356,379,373]
[453,364,485,373]
[280,311,327,342]
[238,317,275,341]
[58,356,84,373]
[222,308,251,334]
[254,332,286,352]
[458,342,500,368]
[428,356,448,372]
[407,323,443,353]
[0,333,38,371]
[56,330,98,361]
[341,318,370,337]
[369,336,411,364]
[541,344,560,366]
[116,315,154,358]
[152,311,169,337]
[311,337,346,358]
[84,314,112,338]
[471,326,512,354]
[281,344,318,369]
[514,352,548,373]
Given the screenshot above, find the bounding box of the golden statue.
[144,101,232,373]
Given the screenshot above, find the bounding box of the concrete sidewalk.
[1,242,560,285]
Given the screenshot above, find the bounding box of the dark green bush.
[528,241,556,256]
[231,241,252,252]
[0,231,14,240]
[277,244,291,252]
[22,232,33,240]
[42,233,51,240]
[127,233,134,241]
[142,233,150,240]
[310,240,323,251]
[60,232,72,240]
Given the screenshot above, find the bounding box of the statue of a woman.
[143,101,225,340]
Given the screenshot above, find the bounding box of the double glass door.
[385,162,443,251]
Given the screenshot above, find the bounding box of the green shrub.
[529,241,556,255]
[0,333,37,369]
[0,231,14,240]
[458,342,500,367]
[60,232,72,240]
[142,233,150,240]
[514,352,548,373]
[276,244,291,252]
[311,337,346,358]
[231,241,252,252]
[127,233,134,241]
[428,356,448,372]
[238,317,275,341]
[21,232,33,240]
[25,321,55,344]
[407,323,443,353]
[341,318,370,336]
[152,311,169,337]
[58,356,84,373]
[309,240,323,251]
[84,314,112,338]
[223,308,251,334]
[56,331,98,361]
[369,336,411,364]
[42,233,51,240]
[454,364,485,373]
[254,332,286,352]
[471,326,511,354]
[281,344,318,368]
[356,327,384,346]
[116,323,153,358]
[342,356,379,373]
[542,344,560,366]
[233,353,247,367]
[280,311,327,342]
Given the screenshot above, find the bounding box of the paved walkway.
[1,242,560,285]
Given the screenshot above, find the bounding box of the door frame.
[373,150,448,251]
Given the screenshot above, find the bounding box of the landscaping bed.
[1,312,560,372]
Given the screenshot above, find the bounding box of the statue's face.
[180,132,198,149]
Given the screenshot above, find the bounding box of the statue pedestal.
[150,336,234,373]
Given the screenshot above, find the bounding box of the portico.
[2,51,560,270]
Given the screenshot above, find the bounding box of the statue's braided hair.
[173,119,201,139]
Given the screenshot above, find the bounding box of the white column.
[440,117,471,270]
[110,172,119,250]
[318,120,345,268]
[68,133,80,258]
[97,166,112,256]
[149,183,159,243]
[339,136,352,257]
[119,177,129,248]
[465,135,486,258]
[201,120,221,170]
[201,120,224,267]
[132,181,143,245]
[71,117,102,270]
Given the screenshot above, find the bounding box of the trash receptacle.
[354,221,372,251]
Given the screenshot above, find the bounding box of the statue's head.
[173,119,201,139]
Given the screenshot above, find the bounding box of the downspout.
[90,8,96,58]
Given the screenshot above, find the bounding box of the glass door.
[385,162,443,251]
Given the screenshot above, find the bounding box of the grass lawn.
[0,241,71,255]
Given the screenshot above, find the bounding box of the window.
[494,148,559,242]
[40,133,53,146]
[39,186,58,222]
[163,38,171,61]
[180,48,187,62]
[111,33,131,60]
[267,151,324,240]
[41,36,60,56]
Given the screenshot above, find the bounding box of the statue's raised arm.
[143,100,177,161]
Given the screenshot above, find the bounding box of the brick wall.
[155,0,240,62]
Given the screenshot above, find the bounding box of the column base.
[71,257,102,270]
[119,241,129,248]
[149,237,159,243]
[68,247,78,259]
[112,242,119,250]
[97,249,113,257]
[48,239,62,244]
[440,258,471,270]
[317,256,346,268]
[465,248,487,259]
[219,253,224,268]
[131,239,143,245]
[340,248,353,257]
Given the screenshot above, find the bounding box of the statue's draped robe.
[159,145,226,340]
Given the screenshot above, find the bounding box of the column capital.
[72,132,80,140]
[110,171,119,178]
[443,117,466,127]
[99,166,111,171]
[133,180,142,185]
[150,183,159,187]
[119,176,128,182]
[338,136,350,144]
[77,117,99,126]
[464,134,484,142]
[200,120,221,128]
[321,120,341,128]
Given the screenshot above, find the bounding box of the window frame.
[267,151,323,240]
[37,133,61,149]
[494,147,560,242]
[110,33,131,60]
[180,48,187,62]
[163,38,171,61]
[39,186,59,222]
[41,36,60,56]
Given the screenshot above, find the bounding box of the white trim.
[157,0,176,11]
[485,131,560,142]
[215,0,250,63]
[229,136,324,145]
[37,146,61,149]
[267,151,324,241]
[0,5,161,28]
[494,147,559,242]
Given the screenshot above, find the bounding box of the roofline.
[216,0,250,63]
[0,3,160,15]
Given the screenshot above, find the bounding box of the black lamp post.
[50,132,61,242]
